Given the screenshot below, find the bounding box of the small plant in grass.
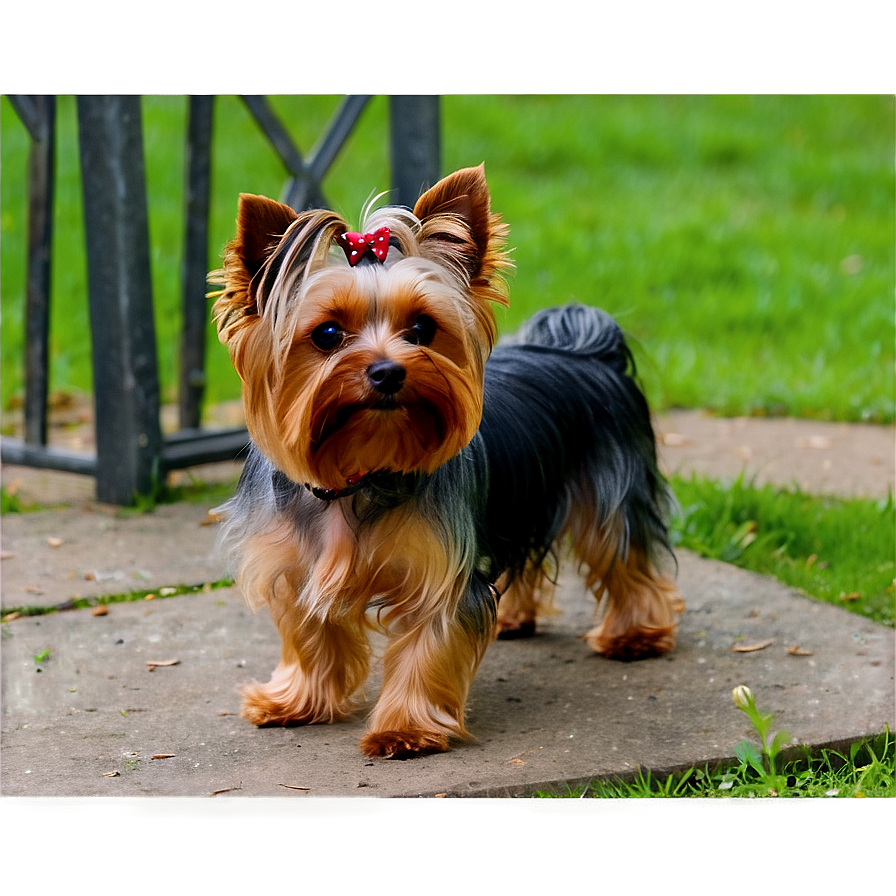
[1,485,25,513]
[724,685,792,795]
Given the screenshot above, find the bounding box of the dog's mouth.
[311,397,445,453]
[313,403,366,447]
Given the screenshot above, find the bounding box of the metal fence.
[1,95,441,504]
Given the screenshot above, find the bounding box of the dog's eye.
[311,321,344,351]
[406,314,436,346]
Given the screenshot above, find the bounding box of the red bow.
[337,227,391,266]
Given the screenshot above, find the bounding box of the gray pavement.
[1,411,893,797]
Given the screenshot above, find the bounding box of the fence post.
[76,95,163,504]
[389,96,441,207]
[8,96,56,447]
[179,95,215,431]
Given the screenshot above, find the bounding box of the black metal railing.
[1,94,441,504]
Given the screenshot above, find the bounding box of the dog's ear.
[212,195,298,345]
[413,164,511,318]
[233,194,299,290]
[413,164,504,281]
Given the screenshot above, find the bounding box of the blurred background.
[2,94,893,433]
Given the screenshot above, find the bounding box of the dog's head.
[213,165,511,489]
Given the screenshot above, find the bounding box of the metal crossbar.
[241,95,373,210]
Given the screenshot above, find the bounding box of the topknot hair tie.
[337,227,391,266]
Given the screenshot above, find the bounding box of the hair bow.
[337,227,391,266]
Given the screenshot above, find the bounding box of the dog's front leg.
[241,594,370,727]
[360,579,496,758]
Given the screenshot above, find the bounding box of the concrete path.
[1,411,893,797]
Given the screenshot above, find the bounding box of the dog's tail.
[507,302,633,375]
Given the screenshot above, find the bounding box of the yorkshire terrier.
[212,164,681,759]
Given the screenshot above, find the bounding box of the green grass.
[540,686,894,799]
[540,731,894,798]
[669,474,895,627]
[0,577,234,622]
[1,484,26,513]
[2,95,894,422]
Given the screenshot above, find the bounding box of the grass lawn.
[2,95,894,422]
[670,474,895,627]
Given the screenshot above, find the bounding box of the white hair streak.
[360,190,421,243]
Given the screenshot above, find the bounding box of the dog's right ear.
[234,193,299,285]
[213,194,298,345]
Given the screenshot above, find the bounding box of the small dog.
[212,165,681,759]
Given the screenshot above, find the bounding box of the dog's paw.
[583,625,677,661]
[240,680,341,727]
[359,729,449,759]
[241,691,309,727]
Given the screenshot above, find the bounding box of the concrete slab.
[2,551,892,797]
[0,502,226,611]
[657,411,894,499]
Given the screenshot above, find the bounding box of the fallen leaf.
[787,644,814,656]
[434,793,447,798]
[144,593,157,601]
[92,605,109,616]
[508,758,526,766]
[210,785,242,796]
[146,659,180,672]
[150,753,176,760]
[103,770,121,777]
[2,612,21,623]
[732,638,775,653]
[841,592,861,602]
[47,537,64,548]
[84,571,96,581]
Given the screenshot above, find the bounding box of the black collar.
[304,474,370,502]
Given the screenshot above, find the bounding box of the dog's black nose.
[367,360,406,395]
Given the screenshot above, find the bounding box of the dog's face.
[213,166,510,488]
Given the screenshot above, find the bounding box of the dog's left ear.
[413,164,507,285]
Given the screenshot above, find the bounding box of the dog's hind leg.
[567,505,682,660]
[495,562,556,639]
